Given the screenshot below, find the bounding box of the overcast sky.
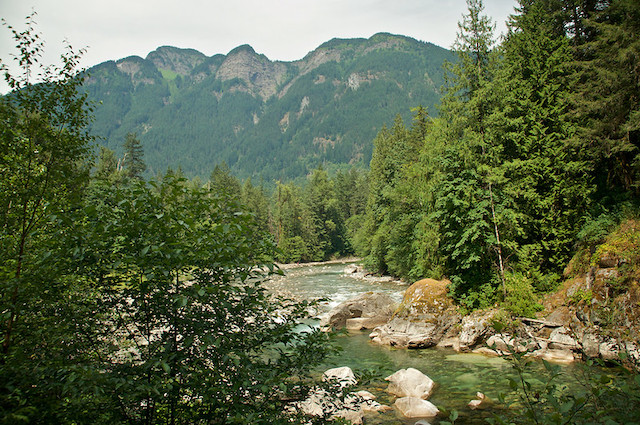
[1,0,517,93]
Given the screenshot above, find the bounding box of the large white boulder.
[385,367,435,399]
[394,397,440,418]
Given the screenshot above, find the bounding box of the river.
[268,262,582,424]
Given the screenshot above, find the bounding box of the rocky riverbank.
[326,262,640,371]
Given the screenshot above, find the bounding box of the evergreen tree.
[209,161,242,200]
[357,112,425,278]
[94,146,122,182]
[274,182,311,263]
[495,0,592,275]
[432,0,507,304]
[123,132,146,179]
[241,177,271,232]
[571,0,640,198]
[304,166,347,260]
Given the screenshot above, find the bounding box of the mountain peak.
[227,44,258,57]
[146,46,206,76]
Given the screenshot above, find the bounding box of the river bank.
[270,263,604,424]
[323,263,640,373]
[276,257,361,270]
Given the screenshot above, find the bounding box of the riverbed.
[268,262,582,424]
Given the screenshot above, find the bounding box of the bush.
[502,272,542,317]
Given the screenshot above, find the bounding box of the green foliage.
[502,272,543,318]
[568,288,593,306]
[278,236,310,264]
[71,175,333,424]
[0,11,93,359]
[356,110,433,280]
[1,18,334,424]
[122,132,146,179]
[496,0,593,275]
[272,165,364,263]
[354,0,637,312]
[209,161,242,200]
[0,14,98,422]
[490,349,640,425]
[570,0,640,199]
[429,0,508,300]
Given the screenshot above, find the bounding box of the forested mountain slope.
[83,33,454,180]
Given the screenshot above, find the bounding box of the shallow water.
[271,263,580,424]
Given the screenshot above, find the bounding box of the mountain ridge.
[83,33,455,180]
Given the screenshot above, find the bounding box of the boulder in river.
[385,367,435,399]
[393,397,440,418]
[400,278,453,315]
[320,292,396,330]
[323,366,357,388]
[370,278,462,348]
[468,392,492,410]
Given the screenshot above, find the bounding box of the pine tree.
[432,0,507,304]
[495,0,592,275]
[122,132,146,179]
[95,146,119,180]
[571,0,640,198]
[209,161,241,199]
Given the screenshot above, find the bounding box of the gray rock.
[393,397,440,418]
[595,268,619,284]
[321,292,396,330]
[370,313,461,349]
[346,317,389,331]
[625,341,640,368]
[581,332,601,358]
[459,310,496,349]
[343,264,359,274]
[486,333,517,353]
[385,368,435,399]
[549,327,578,350]
[599,339,620,361]
[323,366,357,388]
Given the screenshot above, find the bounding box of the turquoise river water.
[269,262,584,425]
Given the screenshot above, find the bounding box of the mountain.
[83,33,455,180]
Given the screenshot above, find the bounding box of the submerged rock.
[393,397,440,418]
[540,348,575,363]
[468,392,492,410]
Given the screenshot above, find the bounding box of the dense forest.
[1,0,640,423]
[352,0,640,313]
